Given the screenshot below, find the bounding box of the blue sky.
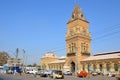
[0,0,120,65]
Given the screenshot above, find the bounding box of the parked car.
[40,70,52,77]
[50,70,64,79]
[63,71,72,75]
[108,72,116,77]
[26,69,38,74]
[91,71,104,76]
[78,71,88,77]
[91,71,98,76]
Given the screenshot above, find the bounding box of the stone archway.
[71,61,75,73]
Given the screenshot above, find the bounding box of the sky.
[0,0,120,65]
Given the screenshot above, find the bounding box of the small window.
[83,30,87,35]
[106,64,110,71]
[93,64,96,71]
[114,64,118,71]
[82,65,85,71]
[81,14,83,18]
[99,64,103,71]
[72,14,74,19]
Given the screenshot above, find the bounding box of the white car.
[50,70,64,79]
[91,72,98,76]
[64,71,72,75]
[26,70,38,74]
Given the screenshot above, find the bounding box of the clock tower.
[65,5,91,73]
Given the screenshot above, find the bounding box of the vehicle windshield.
[55,71,62,75]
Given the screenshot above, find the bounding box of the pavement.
[0,73,118,80]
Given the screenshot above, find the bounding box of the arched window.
[88,64,92,72]
[106,64,110,71]
[71,43,74,52]
[81,43,84,52]
[71,62,75,73]
[86,44,88,52]
[81,43,88,53]
[70,43,76,53]
[60,66,61,70]
[114,64,118,71]
[93,64,96,71]
[83,43,86,51]
[83,29,87,35]
[99,64,103,72]
[73,43,76,52]
[82,65,85,71]
[68,44,71,53]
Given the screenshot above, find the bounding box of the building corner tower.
[65,5,91,73]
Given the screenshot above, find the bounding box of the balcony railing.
[81,51,90,55]
[67,52,76,56]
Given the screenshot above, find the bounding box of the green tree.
[0,51,10,66]
[33,63,37,67]
[27,64,32,67]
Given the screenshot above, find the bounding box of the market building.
[40,52,58,70]
[40,5,120,76]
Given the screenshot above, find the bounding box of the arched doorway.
[71,62,75,73]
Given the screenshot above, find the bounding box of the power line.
[42,23,120,53]
[92,24,120,41]
[91,24,120,35]
[52,48,66,53]
[93,30,120,41]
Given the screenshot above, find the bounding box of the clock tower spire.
[69,5,86,23]
[65,4,91,73]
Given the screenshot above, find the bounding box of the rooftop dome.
[42,52,58,58]
[69,6,86,22]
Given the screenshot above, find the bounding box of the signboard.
[63,66,70,71]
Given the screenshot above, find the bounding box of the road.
[0,73,117,80]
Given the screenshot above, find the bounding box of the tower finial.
[69,5,86,22]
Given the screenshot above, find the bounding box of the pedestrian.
[14,69,16,75]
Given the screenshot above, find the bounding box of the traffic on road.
[0,70,118,80]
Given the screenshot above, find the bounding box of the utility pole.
[23,49,26,73]
[16,48,19,59]
[23,49,25,66]
[15,48,19,67]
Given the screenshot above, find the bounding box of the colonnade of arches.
[81,60,120,75]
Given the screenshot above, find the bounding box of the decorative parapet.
[81,51,90,56]
[67,52,76,56]
[66,33,91,41]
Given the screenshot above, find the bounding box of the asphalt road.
[0,73,118,80]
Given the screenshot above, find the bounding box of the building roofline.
[94,50,120,56]
[67,18,89,24]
